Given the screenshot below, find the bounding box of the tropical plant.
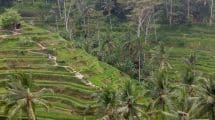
[191,75,215,120]
[1,72,53,120]
[0,9,21,30]
[117,80,145,120]
[144,69,174,120]
[150,41,172,71]
[96,85,117,120]
[162,86,197,120]
[182,52,197,96]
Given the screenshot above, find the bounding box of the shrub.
[0,9,21,30]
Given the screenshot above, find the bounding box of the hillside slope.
[11,1,215,79]
[159,25,215,75]
[0,24,130,120]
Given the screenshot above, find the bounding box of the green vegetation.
[0,0,215,120]
[0,22,131,119]
[0,9,21,30]
[1,72,52,120]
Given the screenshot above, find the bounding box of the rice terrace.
[0,0,215,120]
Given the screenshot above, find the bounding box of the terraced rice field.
[1,22,214,119]
[158,25,215,75]
[0,24,130,119]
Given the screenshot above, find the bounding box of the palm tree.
[122,38,141,65]
[162,86,197,120]
[192,75,215,120]
[117,80,145,120]
[122,37,151,80]
[144,69,174,120]
[96,85,117,120]
[182,52,197,96]
[150,41,172,71]
[1,72,53,120]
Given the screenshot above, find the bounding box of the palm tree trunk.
[27,101,36,120]
[210,105,215,120]
[27,89,36,120]
[162,100,165,120]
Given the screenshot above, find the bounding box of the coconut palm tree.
[96,85,117,120]
[162,86,198,120]
[117,80,146,120]
[144,69,174,120]
[150,41,172,71]
[182,52,197,96]
[1,72,53,120]
[192,75,215,120]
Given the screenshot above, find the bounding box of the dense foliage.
[0,9,21,29]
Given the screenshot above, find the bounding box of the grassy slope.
[12,0,215,77]
[0,24,131,120]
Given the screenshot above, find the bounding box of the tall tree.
[63,0,73,32]
[182,53,197,96]
[169,0,173,25]
[1,73,53,120]
[192,76,215,120]
[187,0,190,19]
[136,7,154,81]
[96,85,117,120]
[118,80,144,120]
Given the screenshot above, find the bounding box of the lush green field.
[1,0,215,119]
[0,24,131,119]
[158,25,215,75]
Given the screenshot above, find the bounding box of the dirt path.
[0,30,97,87]
[0,30,21,39]
[35,42,46,50]
[33,41,97,88]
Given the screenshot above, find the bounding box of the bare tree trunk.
[69,29,73,40]
[63,0,68,32]
[154,19,157,41]
[97,23,101,53]
[57,0,62,18]
[187,0,190,19]
[145,14,152,44]
[210,0,214,26]
[55,16,59,31]
[63,0,73,32]
[109,8,113,32]
[137,12,143,82]
[138,49,141,82]
[165,0,169,18]
[169,0,173,25]
[137,9,147,82]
